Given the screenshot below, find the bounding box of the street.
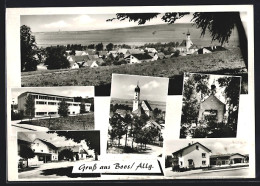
[19,159,99,179]
[165,167,249,178]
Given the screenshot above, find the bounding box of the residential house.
[148,53,159,61]
[145,47,158,53]
[85,49,97,55]
[98,51,108,58]
[29,138,58,166]
[157,52,166,60]
[59,145,91,161]
[75,50,88,56]
[210,153,247,166]
[172,142,211,169]
[198,47,212,54]
[127,53,153,64]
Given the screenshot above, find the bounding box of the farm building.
[17,91,91,117]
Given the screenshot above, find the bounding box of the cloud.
[141,80,160,90]
[73,15,94,25]
[44,20,71,28]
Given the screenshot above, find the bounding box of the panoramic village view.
[20,12,248,95]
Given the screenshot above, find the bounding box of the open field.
[18,113,94,130]
[21,48,248,95]
[33,23,239,47]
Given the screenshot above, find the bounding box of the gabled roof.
[178,40,186,47]
[142,100,153,111]
[189,45,199,49]
[210,153,246,158]
[204,46,227,52]
[172,142,211,155]
[132,53,153,60]
[73,55,90,62]
[18,133,32,143]
[87,54,99,60]
[128,49,144,54]
[85,49,96,55]
[36,138,58,150]
[117,48,129,54]
[201,94,225,105]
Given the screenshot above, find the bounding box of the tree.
[109,113,127,147]
[106,43,114,52]
[58,99,69,117]
[20,25,39,72]
[107,12,248,69]
[24,95,35,122]
[48,131,100,160]
[80,101,86,114]
[19,144,35,168]
[58,149,74,161]
[95,43,104,51]
[217,76,240,133]
[45,46,70,70]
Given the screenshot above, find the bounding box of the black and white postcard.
[6,5,255,181]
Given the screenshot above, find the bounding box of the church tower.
[133,82,140,112]
[186,29,193,52]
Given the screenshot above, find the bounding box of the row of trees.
[109,113,161,151]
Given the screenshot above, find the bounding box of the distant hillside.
[33,23,239,47]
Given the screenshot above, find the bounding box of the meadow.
[19,113,94,130]
[21,48,248,95]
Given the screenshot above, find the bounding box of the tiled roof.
[172,142,211,155]
[132,53,153,60]
[37,139,58,150]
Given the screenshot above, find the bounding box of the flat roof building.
[18,91,91,117]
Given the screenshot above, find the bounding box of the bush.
[11,110,24,121]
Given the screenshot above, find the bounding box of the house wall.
[198,95,225,122]
[177,144,210,168]
[129,56,141,64]
[18,93,91,117]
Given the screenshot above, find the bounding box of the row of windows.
[35,101,88,107]
[177,152,206,158]
[36,112,57,115]
[30,94,74,102]
[179,161,207,166]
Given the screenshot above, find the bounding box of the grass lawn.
[19,113,94,130]
[21,48,248,95]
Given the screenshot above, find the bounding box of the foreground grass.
[19,113,94,130]
[21,48,247,94]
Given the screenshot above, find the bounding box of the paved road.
[166,167,249,178]
[19,159,96,179]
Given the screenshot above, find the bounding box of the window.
[37,143,39,146]
[41,150,43,152]
[36,112,47,115]
[180,161,183,166]
[196,145,199,150]
[36,101,47,105]
[202,161,206,165]
[48,102,56,105]
[202,153,206,158]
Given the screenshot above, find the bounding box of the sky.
[165,139,249,156]
[110,74,169,103]
[20,12,247,32]
[11,87,94,104]
[184,73,241,104]
[20,131,83,147]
